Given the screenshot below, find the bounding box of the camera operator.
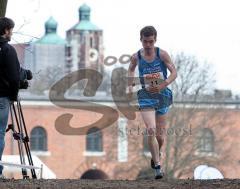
[0,17,20,178]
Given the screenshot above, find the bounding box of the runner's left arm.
[160,49,177,87]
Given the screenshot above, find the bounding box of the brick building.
[2,96,240,179]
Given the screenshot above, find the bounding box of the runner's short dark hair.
[0,17,15,35]
[140,26,157,40]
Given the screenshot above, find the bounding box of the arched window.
[198,128,214,152]
[86,127,103,152]
[30,126,47,151]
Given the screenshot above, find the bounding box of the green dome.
[79,3,91,21]
[79,3,91,12]
[45,16,57,31]
[35,17,66,45]
[68,3,100,31]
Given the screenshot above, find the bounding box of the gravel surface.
[1,179,240,189]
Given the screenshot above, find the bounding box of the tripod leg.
[9,100,38,179]
[17,140,28,179]
[24,142,37,178]
[10,102,29,179]
[18,100,37,179]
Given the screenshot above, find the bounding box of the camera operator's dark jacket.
[0,36,20,100]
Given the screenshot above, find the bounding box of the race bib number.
[143,72,164,87]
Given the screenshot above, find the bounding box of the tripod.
[6,99,37,179]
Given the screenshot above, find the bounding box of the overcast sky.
[6,0,240,95]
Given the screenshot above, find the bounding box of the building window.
[90,37,93,48]
[143,129,150,152]
[198,128,214,153]
[30,126,47,151]
[86,127,103,152]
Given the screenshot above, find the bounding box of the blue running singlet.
[137,47,173,115]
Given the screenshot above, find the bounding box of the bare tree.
[29,65,64,95]
[171,52,216,100]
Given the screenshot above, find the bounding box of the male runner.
[127,26,177,179]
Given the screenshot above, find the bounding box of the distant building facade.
[3,98,240,179]
[25,17,66,74]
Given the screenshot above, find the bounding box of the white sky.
[6,0,240,95]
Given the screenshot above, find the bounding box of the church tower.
[66,4,104,74]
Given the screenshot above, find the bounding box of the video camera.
[19,67,33,89]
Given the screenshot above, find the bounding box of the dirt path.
[0,179,240,189]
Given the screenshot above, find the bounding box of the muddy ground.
[0,179,240,189]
